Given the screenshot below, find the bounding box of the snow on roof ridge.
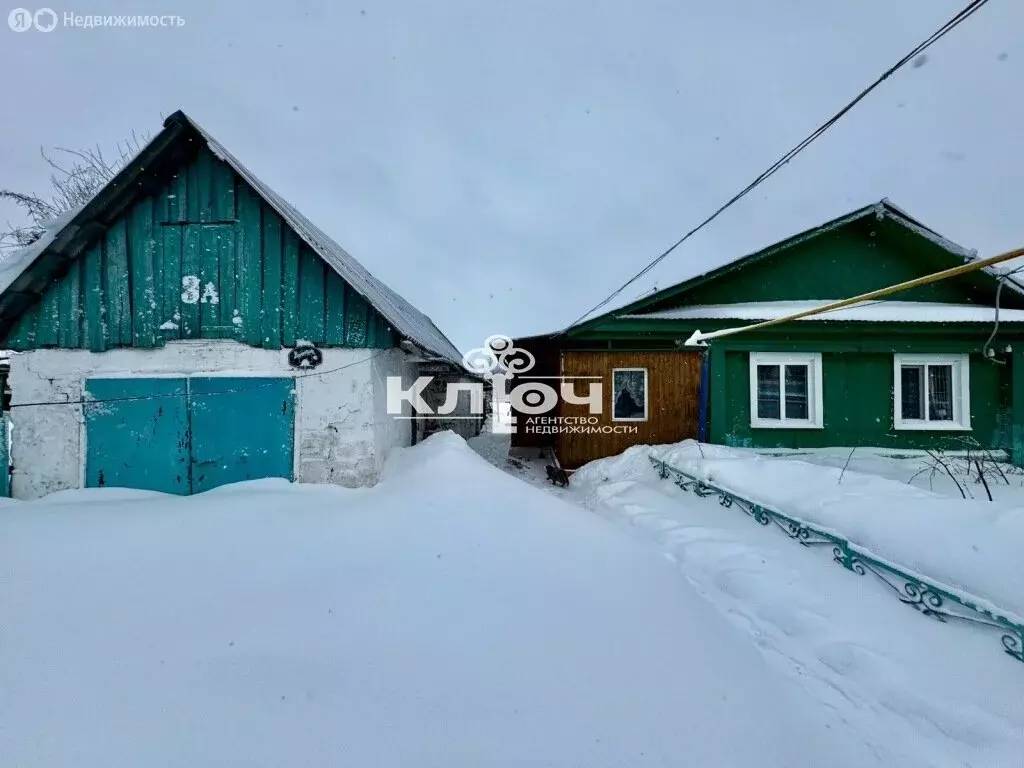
[0,206,84,296]
[623,299,1024,323]
[0,112,464,366]
[574,200,993,329]
[178,113,463,365]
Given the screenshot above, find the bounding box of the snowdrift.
[574,441,1024,622]
[0,432,878,767]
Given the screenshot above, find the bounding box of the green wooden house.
[0,110,470,499]
[513,201,1024,466]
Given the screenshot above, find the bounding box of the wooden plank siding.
[556,350,703,467]
[509,336,562,449]
[710,348,1013,452]
[2,147,397,352]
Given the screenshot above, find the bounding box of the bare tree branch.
[1,132,148,258]
[924,449,967,499]
[975,458,994,501]
[837,446,857,485]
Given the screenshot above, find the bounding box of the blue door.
[189,377,296,493]
[84,376,294,494]
[84,378,190,494]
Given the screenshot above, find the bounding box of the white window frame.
[892,353,971,431]
[611,367,649,422]
[749,352,823,429]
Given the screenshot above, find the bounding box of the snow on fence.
[649,456,1024,664]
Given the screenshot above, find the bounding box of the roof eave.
[0,119,194,340]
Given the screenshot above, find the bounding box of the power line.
[5,347,393,411]
[563,0,991,331]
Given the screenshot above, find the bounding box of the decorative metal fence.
[649,456,1024,664]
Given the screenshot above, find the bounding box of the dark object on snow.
[544,447,572,486]
[546,464,570,487]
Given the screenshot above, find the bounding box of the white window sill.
[750,420,823,430]
[612,418,648,423]
[893,421,972,432]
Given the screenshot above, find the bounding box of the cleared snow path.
[470,435,1024,768]
[564,446,1024,768]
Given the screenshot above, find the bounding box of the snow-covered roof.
[0,207,82,297]
[0,112,463,366]
[178,114,462,365]
[570,199,1024,334]
[624,300,1024,323]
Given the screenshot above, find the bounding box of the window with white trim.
[893,354,970,430]
[749,352,823,429]
[611,368,648,422]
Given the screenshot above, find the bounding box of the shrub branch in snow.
[914,440,1019,501]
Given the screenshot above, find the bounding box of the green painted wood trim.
[35,276,60,347]
[217,226,237,334]
[713,341,1008,355]
[0,414,9,498]
[561,338,1021,355]
[180,225,201,338]
[324,270,346,345]
[211,158,236,221]
[106,220,132,345]
[298,246,326,344]
[235,184,263,346]
[3,147,400,353]
[130,199,158,347]
[160,225,183,340]
[11,303,39,349]
[189,148,208,223]
[261,211,283,349]
[199,225,221,335]
[708,345,727,444]
[1011,350,1024,466]
[281,231,299,347]
[57,260,81,348]
[366,308,379,348]
[575,317,1024,338]
[84,243,106,352]
[344,288,368,347]
[170,170,187,223]
[152,218,165,330]
[567,203,1009,335]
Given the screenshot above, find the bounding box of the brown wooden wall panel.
[557,350,703,467]
[510,336,561,448]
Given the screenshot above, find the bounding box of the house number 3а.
[181,275,220,305]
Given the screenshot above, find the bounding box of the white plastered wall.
[7,340,416,499]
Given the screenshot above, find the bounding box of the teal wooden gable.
[641,214,1017,313]
[2,147,397,352]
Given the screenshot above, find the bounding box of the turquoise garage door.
[84,377,295,494]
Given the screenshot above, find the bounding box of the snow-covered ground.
[476,436,1024,768]
[753,444,1024,505]
[646,442,1024,621]
[1,433,882,768]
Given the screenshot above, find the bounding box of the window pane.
[756,365,781,420]
[783,365,809,420]
[900,366,924,420]
[928,365,954,421]
[612,370,646,420]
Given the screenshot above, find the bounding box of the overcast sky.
[2,0,1021,351]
